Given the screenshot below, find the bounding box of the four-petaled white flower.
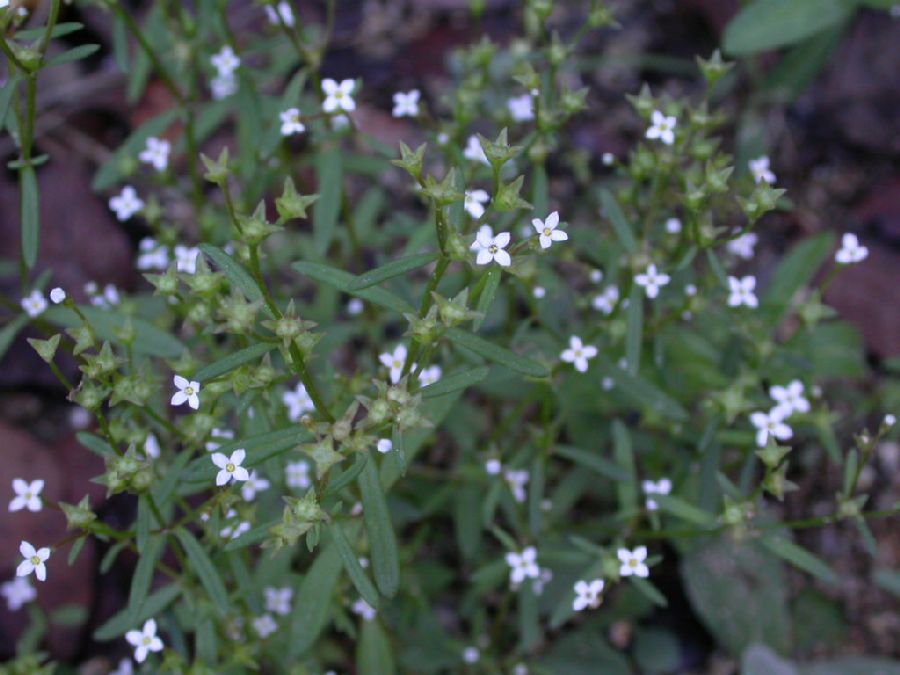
[532,211,568,250]
[377,439,393,454]
[205,427,235,452]
[474,230,511,267]
[560,335,597,373]
[16,541,50,582]
[139,137,170,172]
[109,186,144,221]
[219,510,250,539]
[572,578,605,611]
[750,408,793,447]
[485,458,502,475]
[2,576,36,611]
[264,586,293,615]
[9,479,44,512]
[322,78,356,113]
[137,238,169,271]
[462,646,481,664]
[211,75,237,100]
[508,94,534,122]
[241,471,271,501]
[642,478,672,511]
[212,449,250,486]
[110,658,133,675]
[749,156,776,184]
[347,298,364,315]
[211,45,240,77]
[20,290,47,318]
[352,598,376,621]
[770,380,809,418]
[265,1,295,26]
[646,110,676,146]
[592,285,619,315]
[143,433,160,460]
[253,614,278,638]
[506,546,540,586]
[418,365,442,387]
[379,344,408,384]
[665,217,682,234]
[392,89,420,118]
[727,232,758,260]
[285,461,311,489]
[727,275,758,308]
[49,287,66,304]
[283,382,315,420]
[174,245,200,274]
[504,469,529,503]
[618,546,649,578]
[279,108,306,136]
[464,189,489,219]
[171,375,200,410]
[463,135,489,164]
[884,414,896,427]
[835,233,868,264]
[634,264,670,299]
[125,618,164,663]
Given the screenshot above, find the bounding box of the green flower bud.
[494,175,532,212]
[60,496,96,531]
[391,142,427,182]
[276,177,319,221]
[201,147,231,184]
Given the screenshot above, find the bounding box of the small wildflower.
[20,290,47,318]
[463,135,489,164]
[617,546,649,578]
[379,345,408,384]
[485,458,502,475]
[137,238,169,271]
[205,427,235,452]
[835,233,868,264]
[211,74,237,100]
[462,646,480,664]
[685,284,698,296]
[111,659,133,675]
[16,541,50,582]
[9,479,44,513]
[322,78,356,113]
[253,614,278,638]
[347,298,364,315]
[727,275,758,308]
[418,365,442,387]
[770,380,809,417]
[241,471,271,501]
[392,89,420,118]
[49,287,66,304]
[125,618,164,663]
[109,186,144,221]
[143,434,160,460]
[506,546,540,586]
[211,449,250,486]
[592,285,619,315]
[174,246,200,274]
[749,156,776,184]
[377,439,393,454]
[634,264,670,299]
[601,376,615,390]
[474,230,511,267]
[352,598,377,621]
[646,110,676,146]
[590,269,604,283]
[171,375,200,410]
[139,137,170,172]
[264,587,293,615]
[464,189,489,219]
[665,217,682,234]
[642,478,672,510]
[285,461,311,489]
[211,45,240,77]
[279,108,306,136]
[532,211,568,249]
[560,336,597,373]
[532,567,553,595]
[727,232,758,260]
[573,579,605,611]
[602,152,615,166]
[265,1,295,26]
[504,469,529,503]
[1,577,36,611]
[508,94,534,122]
[750,408,793,447]
[533,286,546,299]
[283,383,315,420]
[885,414,896,427]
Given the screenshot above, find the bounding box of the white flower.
[174,245,200,274]
[219,512,250,540]
[283,383,315,421]
[253,614,278,638]
[646,110,676,146]
[331,113,351,130]
[45,288,67,306]
[322,78,356,113]
[463,135,489,164]
[601,376,615,391]
[504,469,529,503]
[241,471,271,501]
[211,449,250,486]
[727,232,758,260]
[462,646,480,664]
[508,94,534,122]
[617,546,649,578]
[505,546,540,586]
[109,186,143,221]
[474,230,511,267]
[211,74,237,100]
[885,414,896,427]
[485,458,502,475]
[514,665,529,675]
[770,380,809,417]
[750,408,793,447]
[560,335,597,373]
[392,89,420,118]
[139,137,170,172]
[602,152,615,166]
[376,439,393,454]
[634,264,670,299]
[470,224,495,253]
[532,567,553,595]
[642,478,672,511]
[16,541,50,582]
[265,1,295,26]
[86,283,120,309]
[590,269,604,283]
[211,45,240,77]
[592,285,619,315]
[835,233,868,264]
[279,108,306,136]
[171,375,200,410]
[2,576,36,611]
[205,427,234,452]
[418,365,442,387]
[352,598,376,621]
[347,298,364,315]
[532,211,568,250]
[137,238,169,271]
[727,275,758,308]
[20,290,47,318]
[572,578,605,611]
[665,217,682,234]
[285,461,311,489]
[264,586,293,615]
[533,286,546,299]
[143,434,160,460]
[125,618,164,663]
[464,189,489,219]
[110,658,133,675]
[749,156,776,184]
[379,344,408,384]
[685,284,698,296]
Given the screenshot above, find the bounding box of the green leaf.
[126,535,164,626]
[313,147,342,255]
[16,21,84,41]
[330,522,380,609]
[44,44,100,68]
[612,421,637,512]
[420,365,489,398]
[292,260,414,314]
[655,494,715,525]
[554,444,628,481]
[136,497,151,553]
[95,584,180,641]
[722,0,851,55]
[194,343,276,382]
[625,285,642,375]
[0,315,29,362]
[289,543,342,657]
[761,233,834,325]
[445,327,548,378]
[324,452,369,496]
[0,76,18,130]
[358,455,400,598]
[630,577,668,607]
[762,26,845,102]
[76,431,115,457]
[761,535,839,585]
[348,252,439,290]
[222,518,279,551]
[599,189,637,254]
[20,166,39,269]
[199,244,273,316]
[873,568,900,598]
[597,362,689,421]
[473,267,501,332]
[173,527,230,614]
[356,620,395,675]
[44,306,185,358]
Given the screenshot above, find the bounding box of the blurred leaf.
[313,147,342,255]
[126,535,165,627]
[599,189,637,254]
[0,76,18,131]
[293,260,414,314]
[634,627,681,673]
[194,343,276,382]
[421,366,490,398]
[761,232,834,326]
[446,327,548,378]
[200,244,273,316]
[44,44,100,68]
[0,314,30,362]
[612,421,637,512]
[555,444,628,481]
[330,521,380,609]
[356,620,395,675]
[873,568,900,598]
[289,543,341,657]
[596,361,689,421]
[349,252,438,290]
[762,26,845,102]
[625,285,643,375]
[723,0,850,55]
[174,527,230,615]
[761,534,839,585]
[95,584,180,641]
[358,455,400,598]
[44,306,185,358]
[20,166,39,269]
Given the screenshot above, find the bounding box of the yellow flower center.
[31,555,40,565]
[143,636,152,646]
[185,386,194,395]
[226,463,235,472]
[489,245,498,254]
[628,559,638,567]
[543,227,552,236]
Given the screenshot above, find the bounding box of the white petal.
[476,249,492,265]
[173,375,188,389]
[35,563,46,581]
[211,453,228,469]
[16,560,34,577]
[231,449,246,465]
[125,630,143,646]
[493,250,511,267]
[551,230,568,241]
[232,466,250,482]
[19,541,36,558]
[216,470,230,487]
[171,391,188,406]
[494,232,511,248]
[546,211,559,228]
[188,394,200,410]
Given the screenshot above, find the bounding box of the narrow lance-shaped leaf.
[348,252,439,290]
[599,189,637,254]
[358,454,400,598]
[21,166,40,269]
[446,327,548,378]
[173,527,231,614]
[420,366,489,399]
[314,147,342,255]
[194,343,276,382]
[289,543,341,657]
[330,521,380,609]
